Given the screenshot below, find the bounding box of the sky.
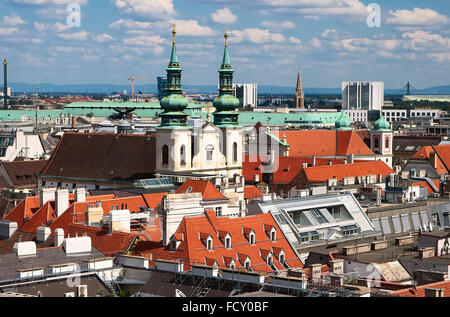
[0,0,450,89]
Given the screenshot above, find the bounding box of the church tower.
[370,113,393,168]
[293,67,305,109]
[156,24,193,176]
[212,28,243,180]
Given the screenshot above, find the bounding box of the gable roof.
[1,160,48,188]
[67,224,136,256]
[134,209,304,274]
[41,133,156,182]
[175,179,227,201]
[392,280,450,297]
[302,161,393,183]
[271,130,375,157]
[411,144,450,175]
[244,186,263,202]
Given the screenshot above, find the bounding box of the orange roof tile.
[244,186,263,202]
[272,130,374,157]
[392,280,450,297]
[133,209,304,274]
[67,223,136,256]
[412,145,450,175]
[176,179,227,201]
[302,161,393,183]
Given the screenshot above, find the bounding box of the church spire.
[159,24,189,128]
[213,28,240,127]
[294,66,305,109]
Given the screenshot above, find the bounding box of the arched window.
[374,137,379,149]
[233,142,238,163]
[385,137,390,149]
[162,145,169,165]
[206,145,214,161]
[180,145,186,165]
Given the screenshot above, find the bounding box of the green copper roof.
[373,115,391,131]
[334,112,352,130]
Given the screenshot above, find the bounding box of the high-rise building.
[233,83,257,108]
[157,76,168,101]
[342,81,384,111]
[293,67,305,109]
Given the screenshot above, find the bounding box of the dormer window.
[245,259,251,271]
[225,237,231,249]
[207,237,213,251]
[279,253,285,264]
[249,232,255,245]
[267,254,273,266]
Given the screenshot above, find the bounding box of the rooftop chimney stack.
[75,187,86,203]
[55,189,69,217]
[40,187,56,206]
[54,228,64,247]
[36,226,51,242]
[3,59,7,109]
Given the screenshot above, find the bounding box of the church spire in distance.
[294,66,305,109]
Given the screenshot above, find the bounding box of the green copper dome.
[335,112,352,130]
[213,94,239,110]
[161,94,188,111]
[374,115,391,131]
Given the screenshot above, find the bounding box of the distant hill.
[4,82,450,96]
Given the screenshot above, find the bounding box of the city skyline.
[0,0,449,89]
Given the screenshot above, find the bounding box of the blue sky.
[0,0,450,89]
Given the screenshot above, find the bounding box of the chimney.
[302,163,308,169]
[254,174,260,183]
[309,263,322,283]
[425,288,444,298]
[55,188,69,217]
[347,154,354,164]
[3,59,7,109]
[54,228,64,247]
[63,236,92,255]
[429,151,437,169]
[13,241,36,258]
[0,220,17,239]
[36,226,51,242]
[109,209,131,233]
[75,187,86,203]
[40,187,56,206]
[71,116,78,129]
[329,259,344,275]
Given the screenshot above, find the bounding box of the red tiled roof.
[412,180,441,194]
[176,180,227,201]
[1,160,48,188]
[244,186,263,202]
[302,161,393,183]
[412,145,450,175]
[392,280,450,297]
[67,223,136,257]
[41,133,156,182]
[133,209,304,274]
[142,192,167,211]
[271,130,375,157]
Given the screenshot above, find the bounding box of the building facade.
[342,82,384,111]
[233,84,258,108]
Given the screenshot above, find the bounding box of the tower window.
[206,145,214,161]
[385,137,390,149]
[233,142,238,163]
[374,137,379,149]
[162,145,169,165]
[180,145,186,166]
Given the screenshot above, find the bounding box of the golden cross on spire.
[224,27,229,47]
[172,23,177,44]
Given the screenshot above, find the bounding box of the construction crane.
[128,76,145,100]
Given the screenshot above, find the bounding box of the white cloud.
[211,8,238,24]
[111,0,175,20]
[0,27,20,35]
[387,8,450,26]
[11,0,87,4]
[321,29,338,40]
[57,30,89,40]
[261,20,296,30]
[2,14,26,26]
[94,34,114,43]
[230,28,286,44]
[110,19,216,37]
[288,36,302,44]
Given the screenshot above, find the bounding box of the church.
[155,26,246,213]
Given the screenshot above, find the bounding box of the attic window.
[186,187,193,193]
[225,237,231,249]
[207,237,213,251]
[249,232,255,245]
[270,229,276,242]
